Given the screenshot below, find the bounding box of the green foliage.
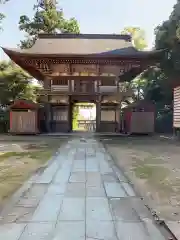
[155,0,180,79]
[19,1,80,49]
[0,61,41,106]
[0,0,9,30]
[121,27,147,50]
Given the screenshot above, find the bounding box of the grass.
[0,138,62,205]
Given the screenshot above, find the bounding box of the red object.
[123,100,155,133]
[10,100,39,110]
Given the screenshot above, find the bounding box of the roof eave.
[1,47,164,60]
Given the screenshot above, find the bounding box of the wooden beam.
[48,76,116,81]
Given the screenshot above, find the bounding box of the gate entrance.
[72,103,96,132]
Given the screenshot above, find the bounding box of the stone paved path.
[0,138,166,240]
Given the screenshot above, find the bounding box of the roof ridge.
[38,33,132,41]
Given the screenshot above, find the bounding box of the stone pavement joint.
[0,137,167,239]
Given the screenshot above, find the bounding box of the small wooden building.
[122,100,155,134]
[9,100,40,134]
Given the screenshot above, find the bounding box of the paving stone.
[86,185,106,197]
[36,162,59,184]
[86,158,99,172]
[130,198,151,219]
[121,182,136,196]
[86,197,112,221]
[72,160,85,172]
[110,198,141,222]
[53,168,71,183]
[69,172,86,183]
[101,173,119,183]
[74,152,85,160]
[167,221,180,239]
[0,223,26,240]
[115,221,150,240]
[23,184,47,199]
[19,223,55,240]
[16,197,40,208]
[65,183,85,197]
[112,166,129,182]
[86,172,102,186]
[46,183,66,195]
[144,218,166,240]
[54,221,85,240]
[0,206,35,223]
[31,194,63,222]
[58,198,85,221]
[99,161,113,174]
[86,221,117,240]
[104,182,127,198]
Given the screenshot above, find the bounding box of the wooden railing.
[77,120,96,132]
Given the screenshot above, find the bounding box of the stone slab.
[86,197,112,221]
[58,198,85,221]
[110,198,141,222]
[104,182,127,198]
[46,183,66,195]
[65,183,85,197]
[19,223,55,240]
[86,185,106,197]
[121,182,136,197]
[86,220,117,240]
[0,223,26,240]
[86,172,102,186]
[31,194,63,222]
[69,172,86,183]
[54,221,85,240]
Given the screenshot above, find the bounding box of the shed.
[122,100,155,134]
[9,100,40,134]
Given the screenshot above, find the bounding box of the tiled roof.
[1,34,163,57]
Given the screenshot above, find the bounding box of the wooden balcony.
[38,88,121,96]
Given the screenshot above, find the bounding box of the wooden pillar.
[96,95,101,132]
[116,77,122,132]
[44,77,52,133]
[68,96,72,132]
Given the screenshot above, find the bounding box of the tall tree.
[0,0,9,30]
[0,61,41,106]
[121,27,147,50]
[155,0,180,81]
[120,27,148,101]
[19,0,80,49]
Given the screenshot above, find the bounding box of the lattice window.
[52,79,68,85]
[101,79,116,86]
[53,110,68,121]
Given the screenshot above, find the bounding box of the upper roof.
[2,33,163,58]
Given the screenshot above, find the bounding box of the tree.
[0,0,9,30]
[120,27,148,102]
[121,27,148,50]
[0,61,41,106]
[19,0,80,49]
[155,0,180,81]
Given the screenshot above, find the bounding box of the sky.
[0,0,176,60]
